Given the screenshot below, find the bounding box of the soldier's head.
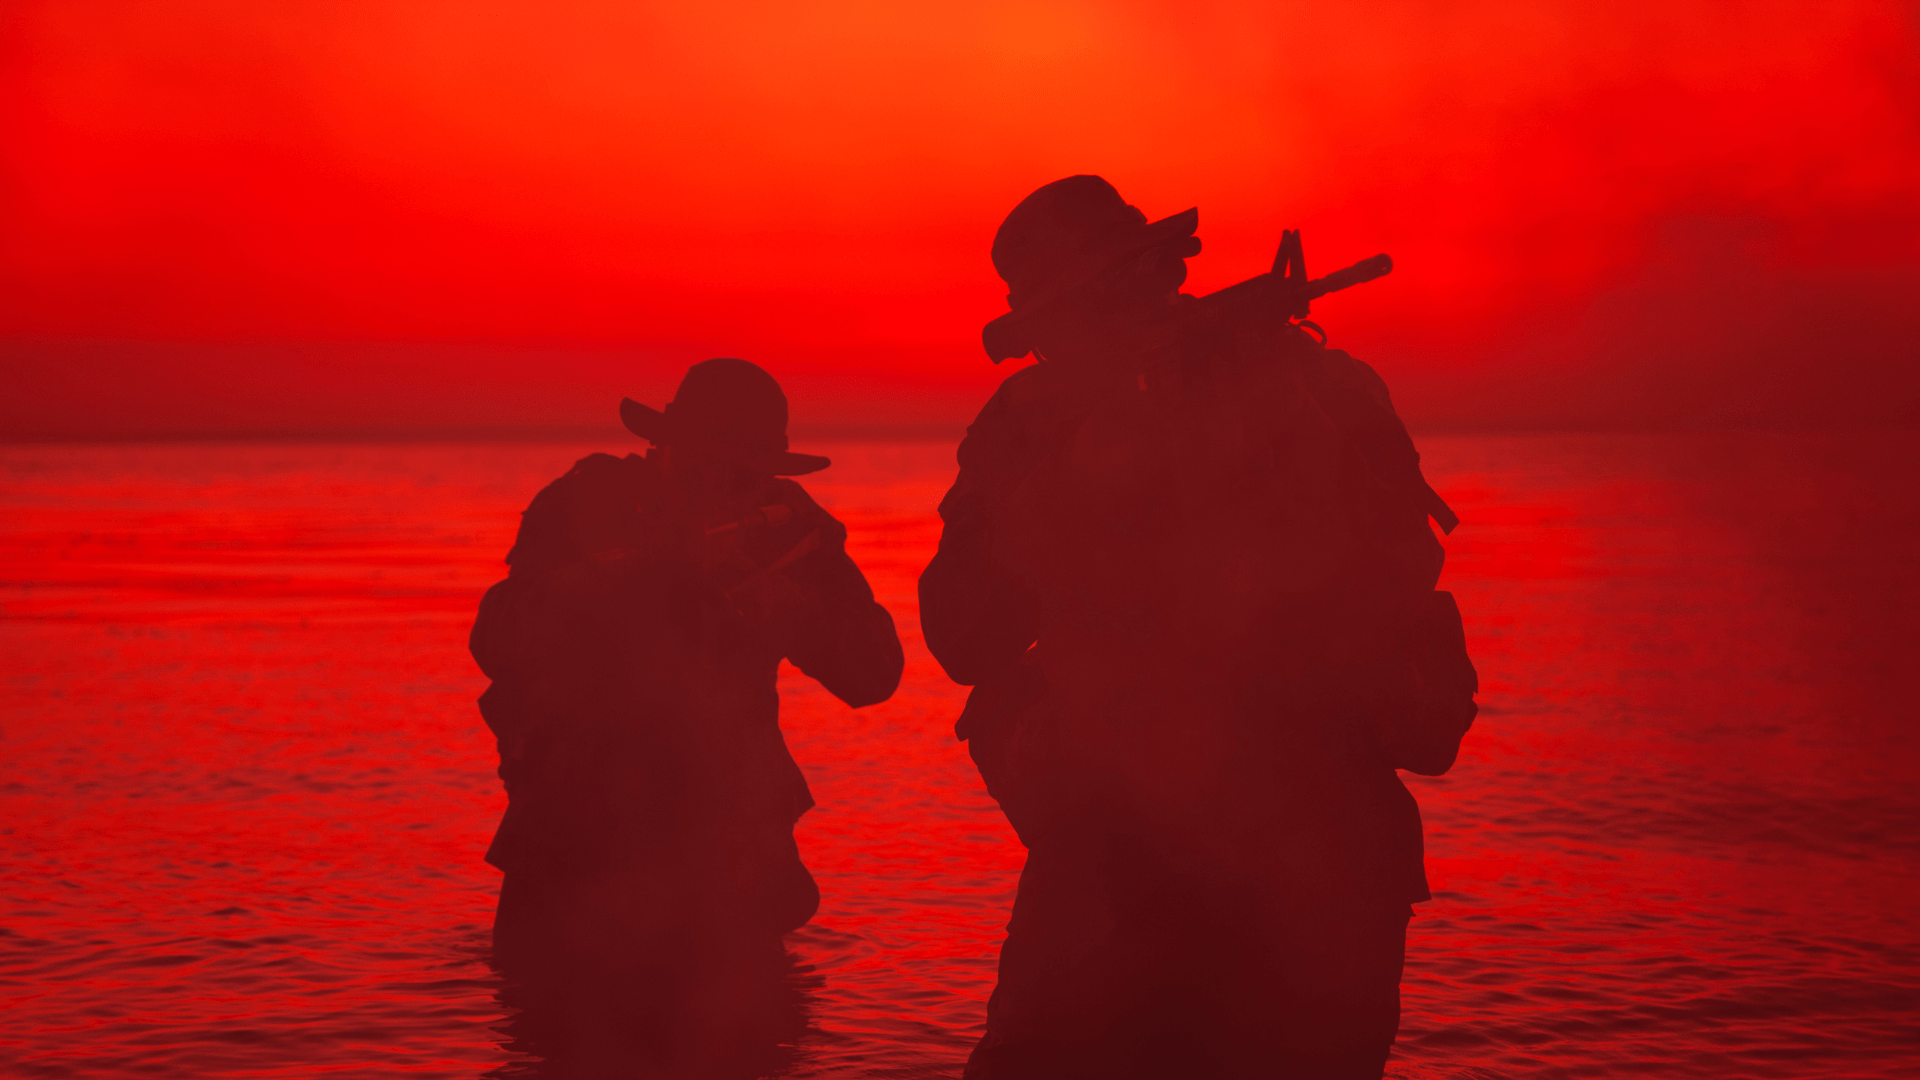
[619,358,829,498]
[982,175,1201,365]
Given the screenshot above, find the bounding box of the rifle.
[1134,232,1459,534]
[590,501,817,587]
[983,229,1391,364]
[1229,229,1389,319]
[1149,229,1391,355]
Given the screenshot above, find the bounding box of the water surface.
[2,434,1915,1078]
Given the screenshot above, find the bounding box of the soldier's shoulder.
[996,359,1049,392]
[509,452,649,568]
[950,363,1031,452]
[526,452,646,513]
[964,361,1072,441]
[996,360,1071,409]
[1306,346,1395,410]
[563,451,645,483]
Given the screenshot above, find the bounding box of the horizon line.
[5,419,1918,446]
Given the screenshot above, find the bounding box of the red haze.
[1,1,1915,438]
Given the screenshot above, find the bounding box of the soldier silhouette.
[920,176,1478,1078]
[469,358,903,1074]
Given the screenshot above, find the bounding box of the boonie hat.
[620,357,830,476]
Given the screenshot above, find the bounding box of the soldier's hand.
[729,560,816,646]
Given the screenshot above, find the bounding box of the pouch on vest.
[1387,590,1478,776]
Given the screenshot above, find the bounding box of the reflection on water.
[1,434,1916,1078]
[484,950,815,1080]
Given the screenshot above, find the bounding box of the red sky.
[2,1,1915,438]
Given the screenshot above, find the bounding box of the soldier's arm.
[918,387,1042,687]
[750,488,904,709]
[1306,348,1457,542]
[1301,351,1477,770]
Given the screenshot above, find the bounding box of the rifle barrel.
[1194,252,1393,311]
[1303,253,1393,302]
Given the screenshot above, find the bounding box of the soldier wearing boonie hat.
[470,357,903,1049]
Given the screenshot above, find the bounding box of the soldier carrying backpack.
[920,176,1478,1079]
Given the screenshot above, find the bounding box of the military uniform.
[922,178,1476,1079]
[471,361,903,981]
